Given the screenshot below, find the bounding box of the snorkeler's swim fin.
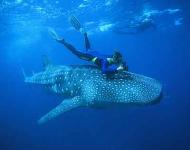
[48,28,63,41]
[70,15,81,31]
[69,15,86,33]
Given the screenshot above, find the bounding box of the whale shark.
[24,64,162,124]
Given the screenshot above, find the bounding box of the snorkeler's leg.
[84,33,91,51]
[59,39,94,61]
[48,28,93,60]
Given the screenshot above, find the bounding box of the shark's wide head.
[25,65,162,124]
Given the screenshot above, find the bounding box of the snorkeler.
[113,18,156,34]
[113,7,182,35]
[49,16,127,74]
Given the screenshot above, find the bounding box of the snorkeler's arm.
[120,61,128,71]
[101,60,118,74]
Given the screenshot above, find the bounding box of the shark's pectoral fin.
[38,96,83,124]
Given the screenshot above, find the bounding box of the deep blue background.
[0,0,189,150]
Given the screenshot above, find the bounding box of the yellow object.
[92,57,98,62]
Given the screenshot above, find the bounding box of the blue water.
[0,0,189,150]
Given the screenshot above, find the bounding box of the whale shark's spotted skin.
[25,65,162,124]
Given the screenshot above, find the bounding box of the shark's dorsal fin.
[38,96,83,124]
[42,55,52,70]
